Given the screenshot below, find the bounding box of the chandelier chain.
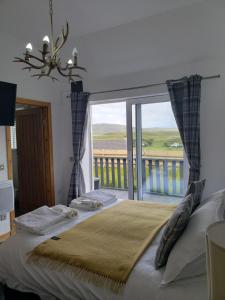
[49,0,53,15]
[49,0,54,53]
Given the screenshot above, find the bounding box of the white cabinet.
[206,221,225,300]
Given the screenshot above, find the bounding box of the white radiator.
[0,180,14,213]
[0,213,10,235]
[0,180,14,235]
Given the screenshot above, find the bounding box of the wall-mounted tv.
[0,81,17,126]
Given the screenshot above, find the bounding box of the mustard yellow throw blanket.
[28,200,176,293]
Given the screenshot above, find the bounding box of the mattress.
[0,201,207,300]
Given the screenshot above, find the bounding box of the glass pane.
[91,102,128,199]
[141,102,184,204]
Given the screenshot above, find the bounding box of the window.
[91,94,186,204]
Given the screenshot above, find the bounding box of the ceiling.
[1,0,221,82]
[0,0,206,43]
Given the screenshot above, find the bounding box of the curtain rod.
[67,74,220,98]
[90,74,220,96]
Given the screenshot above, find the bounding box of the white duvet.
[0,201,207,300]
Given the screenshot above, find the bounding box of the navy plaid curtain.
[67,87,90,205]
[166,75,202,184]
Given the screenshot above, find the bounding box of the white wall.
[71,0,225,82]
[0,31,73,205]
[73,0,225,198]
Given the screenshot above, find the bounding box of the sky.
[91,101,178,129]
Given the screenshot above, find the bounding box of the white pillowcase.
[162,189,225,285]
[198,189,225,210]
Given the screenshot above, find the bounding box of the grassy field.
[93,124,183,158]
[92,124,184,196]
[93,149,183,159]
[141,129,182,151]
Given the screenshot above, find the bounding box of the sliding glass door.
[127,94,184,202]
[90,94,185,203]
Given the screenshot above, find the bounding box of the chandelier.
[13,0,87,82]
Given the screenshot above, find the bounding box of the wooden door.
[16,108,50,213]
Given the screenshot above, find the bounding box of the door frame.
[126,93,170,200]
[5,97,55,208]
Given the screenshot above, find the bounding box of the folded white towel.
[70,199,102,211]
[15,205,78,235]
[79,190,117,206]
[52,205,79,219]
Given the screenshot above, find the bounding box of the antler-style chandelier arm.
[56,66,82,79]
[28,53,47,64]
[13,57,46,70]
[57,58,70,71]
[69,65,87,72]
[31,63,58,81]
[52,23,69,58]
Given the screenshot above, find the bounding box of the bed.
[0,199,208,300]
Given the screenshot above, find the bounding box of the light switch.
[0,165,4,171]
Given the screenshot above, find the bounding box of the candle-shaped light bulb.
[25,43,33,52]
[72,48,78,66]
[43,35,50,44]
[67,59,73,66]
[42,36,49,55]
[72,47,78,57]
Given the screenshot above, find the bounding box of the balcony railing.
[93,156,184,196]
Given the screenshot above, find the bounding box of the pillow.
[155,194,194,269]
[197,189,225,210]
[185,179,206,212]
[162,189,225,285]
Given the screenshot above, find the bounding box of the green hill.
[92,124,126,135]
[92,123,182,151]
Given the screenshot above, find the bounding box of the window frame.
[88,93,188,196]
